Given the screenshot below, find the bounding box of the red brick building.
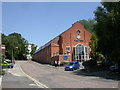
[33,22,91,65]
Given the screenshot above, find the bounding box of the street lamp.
[11,47,18,63]
[16,47,18,60]
[12,49,13,61]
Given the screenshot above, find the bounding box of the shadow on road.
[32,60,50,65]
[31,60,120,81]
[73,69,120,81]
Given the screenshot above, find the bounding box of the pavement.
[2,62,44,88]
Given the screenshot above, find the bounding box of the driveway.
[18,61,119,88]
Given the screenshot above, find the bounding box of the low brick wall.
[59,55,71,62]
[52,55,71,62]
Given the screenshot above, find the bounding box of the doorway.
[74,44,88,62]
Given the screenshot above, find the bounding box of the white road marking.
[29,84,36,86]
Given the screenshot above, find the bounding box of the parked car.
[2,61,14,68]
[101,59,113,67]
[65,61,80,71]
[5,59,12,63]
[109,64,119,72]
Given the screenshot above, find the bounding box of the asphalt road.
[2,62,43,88]
[18,61,119,88]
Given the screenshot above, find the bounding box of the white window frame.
[66,46,71,52]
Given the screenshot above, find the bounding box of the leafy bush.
[82,59,97,66]
[0,54,6,75]
[101,59,113,67]
[90,52,105,61]
[97,61,102,64]
[0,54,2,75]
[60,61,69,66]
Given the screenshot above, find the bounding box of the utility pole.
[12,49,13,62]
[16,47,18,60]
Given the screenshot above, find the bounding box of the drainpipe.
[70,29,72,62]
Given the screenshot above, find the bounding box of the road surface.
[18,61,119,88]
[2,61,43,88]
[2,60,119,89]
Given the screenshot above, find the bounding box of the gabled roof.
[33,21,90,54]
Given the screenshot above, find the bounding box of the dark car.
[109,64,119,72]
[101,59,113,67]
[65,61,80,71]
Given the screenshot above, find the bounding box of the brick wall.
[33,44,51,64]
[59,55,71,62]
[59,22,91,61]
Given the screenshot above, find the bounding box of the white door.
[74,44,86,62]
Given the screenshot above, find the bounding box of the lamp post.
[16,47,18,60]
[11,47,18,63]
[12,48,13,62]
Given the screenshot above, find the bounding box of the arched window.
[76,30,80,34]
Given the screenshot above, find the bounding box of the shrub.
[101,59,113,67]
[0,55,2,75]
[97,61,102,64]
[0,54,6,75]
[82,59,97,66]
[60,61,69,66]
[90,52,105,61]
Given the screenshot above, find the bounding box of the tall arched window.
[76,30,80,34]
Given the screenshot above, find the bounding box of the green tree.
[0,53,2,75]
[2,33,29,60]
[80,19,100,59]
[89,33,98,58]
[79,19,96,33]
[94,2,120,65]
[30,43,37,57]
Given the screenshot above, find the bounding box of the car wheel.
[10,66,12,68]
[11,66,13,68]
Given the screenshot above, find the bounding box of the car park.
[65,61,80,71]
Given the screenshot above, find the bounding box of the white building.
[26,44,32,60]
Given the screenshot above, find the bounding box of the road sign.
[63,56,68,60]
